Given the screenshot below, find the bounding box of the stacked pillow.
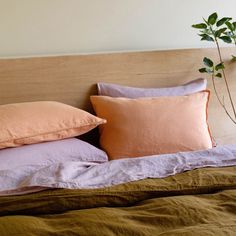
[97,78,207,98]
[91,78,213,160]
[0,101,108,169]
[0,78,213,167]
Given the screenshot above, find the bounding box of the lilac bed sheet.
[0,145,236,196]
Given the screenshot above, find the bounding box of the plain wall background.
[0,0,236,57]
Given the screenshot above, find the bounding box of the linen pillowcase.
[91,91,213,160]
[0,138,108,170]
[97,78,207,98]
[0,101,106,149]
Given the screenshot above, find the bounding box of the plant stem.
[232,31,236,46]
[215,38,236,120]
[211,75,236,124]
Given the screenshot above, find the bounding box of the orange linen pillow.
[91,91,213,160]
[0,101,106,149]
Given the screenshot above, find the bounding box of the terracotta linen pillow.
[90,91,213,160]
[97,78,207,98]
[0,101,106,149]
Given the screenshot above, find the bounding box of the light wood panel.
[0,48,236,144]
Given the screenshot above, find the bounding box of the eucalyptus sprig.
[199,57,224,79]
[192,12,236,124]
[192,13,232,44]
[199,57,236,124]
[224,18,236,59]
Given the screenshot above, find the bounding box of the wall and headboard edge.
[0,47,235,144]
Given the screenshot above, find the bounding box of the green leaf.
[201,35,214,42]
[233,22,236,30]
[192,23,207,29]
[215,63,225,71]
[199,68,208,73]
[208,12,218,25]
[226,21,234,31]
[203,57,214,67]
[198,33,207,37]
[232,55,236,61]
[216,17,232,27]
[215,73,222,78]
[215,28,227,37]
[219,36,232,43]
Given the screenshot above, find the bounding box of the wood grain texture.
[0,48,236,144]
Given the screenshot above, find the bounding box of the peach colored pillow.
[0,101,106,149]
[90,91,213,160]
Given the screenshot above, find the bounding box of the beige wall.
[0,0,236,57]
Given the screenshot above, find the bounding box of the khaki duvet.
[0,166,236,236]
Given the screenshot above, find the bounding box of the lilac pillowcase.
[0,138,108,170]
[97,78,207,98]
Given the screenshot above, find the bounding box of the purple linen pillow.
[97,78,207,98]
[0,138,108,170]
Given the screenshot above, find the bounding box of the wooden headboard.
[0,48,236,144]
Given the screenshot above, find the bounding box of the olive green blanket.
[1,166,236,236]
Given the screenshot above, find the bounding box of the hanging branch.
[211,75,236,124]
[192,12,236,124]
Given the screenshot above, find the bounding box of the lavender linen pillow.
[97,78,207,98]
[0,138,108,170]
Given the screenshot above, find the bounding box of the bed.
[0,47,236,235]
